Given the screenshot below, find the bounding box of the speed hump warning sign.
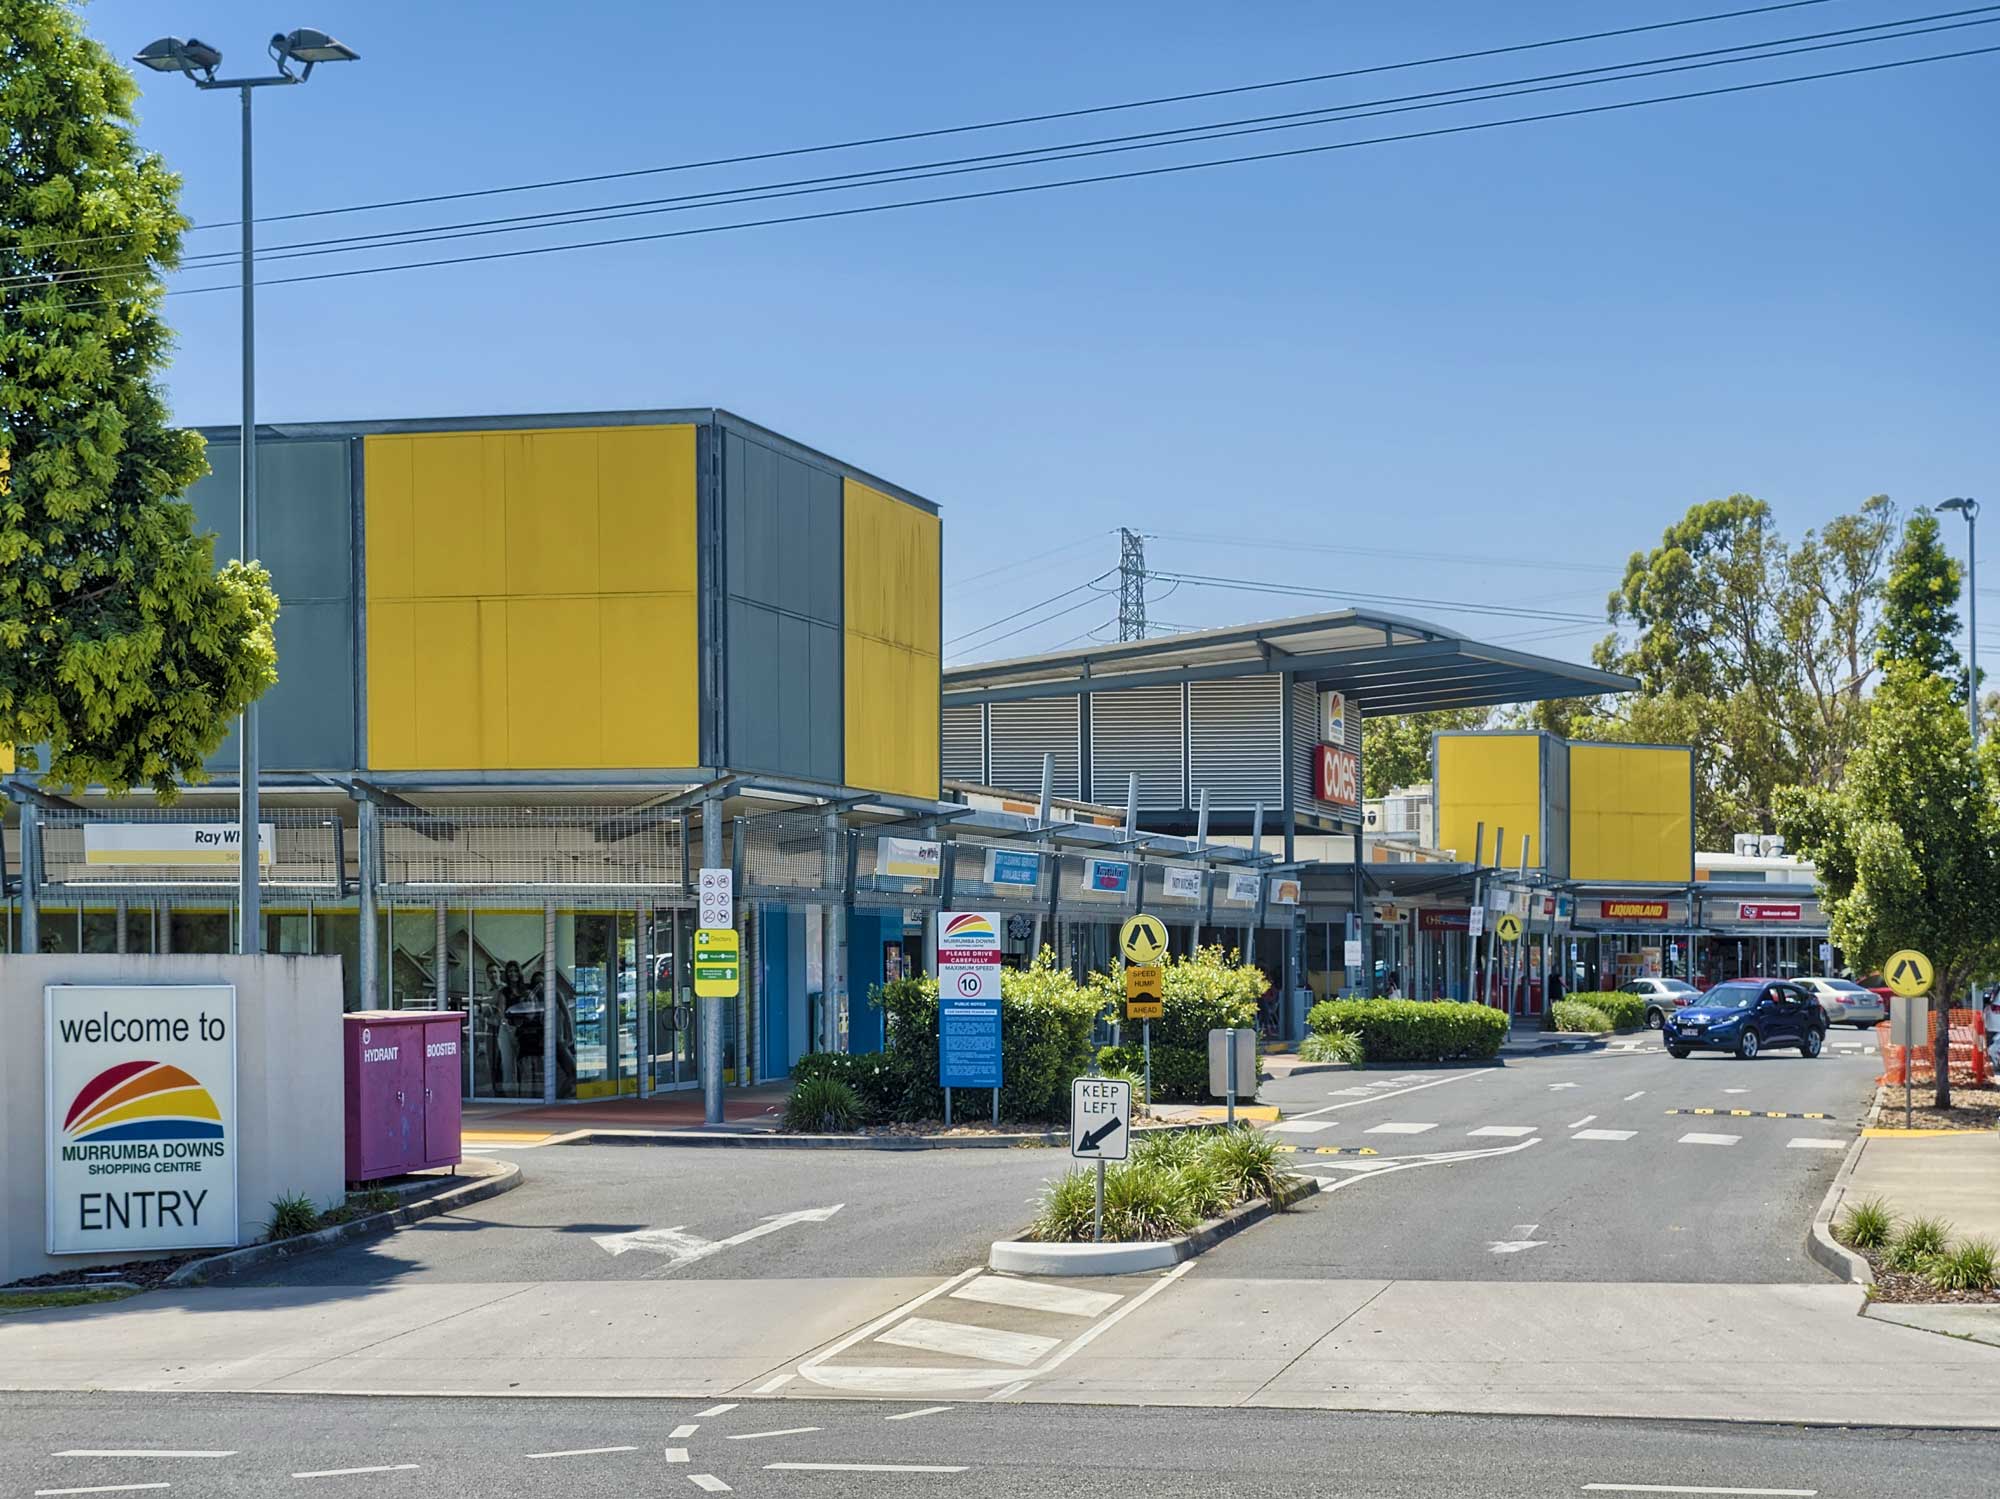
[1885,949,1933,997]
[1124,963,1164,1021]
[1495,913,1523,943]
[1120,913,1168,966]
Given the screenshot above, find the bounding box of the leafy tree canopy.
[1,0,277,796]
[1877,510,1963,688]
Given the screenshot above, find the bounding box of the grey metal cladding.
[988,698,1080,799]
[941,704,985,782]
[188,439,357,771]
[1188,676,1283,810]
[721,429,843,781]
[1088,684,1184,810]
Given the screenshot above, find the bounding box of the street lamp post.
[135,29,359,955]
[1937,497,1981,751]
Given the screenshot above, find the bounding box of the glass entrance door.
[648,907,699,1090]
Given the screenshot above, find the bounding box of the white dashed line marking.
[1466,1125,1535,1138]
[767,1464,970,1474]
[688,1476,731,1493]
[669,1425,698,1440]
[1289,1070,1494,1120]
[291,1466,419,1480]
[1568,1115,1597,1128]
[1267,1120,1339,1134]
[694,1403,738,1418]
[1581,1485,1816,1495]
[525,1447,637,1460]
[1573,1129,1637,1141]
[1679,1132,1740,1146]
[1787,1138,1849,1150]
[664,1449,689,1464]
[1624,1091,1646,1101]
[1365,1121,1438,1135]
[54,1453,234,1460]
[885,1405,953,1421]
[35,1488,172,1497]
[725,1427,821,1442]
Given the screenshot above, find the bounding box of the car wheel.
[1855,1021,1875,1030]
[1647,1008,1665,1030]
[1667,1044,1690,1059]
[1736,1028,1761,1060]
[1803,1027,1824,1058]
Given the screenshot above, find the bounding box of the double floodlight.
[1937,497,1981,518]
[134,26,357,85]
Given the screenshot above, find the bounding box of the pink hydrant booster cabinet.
[343,1011,465,1182]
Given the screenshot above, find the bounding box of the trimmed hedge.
[1306,998,1508,1062]
[789,1050,915,1124]
[1551,1000,1611,1033]
[1566,990,1649,1031]
[1086,946,1268,1101]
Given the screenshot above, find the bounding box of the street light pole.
[1939,497,1981,752]
[134,29,360,956]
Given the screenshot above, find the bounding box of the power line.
[951,530,1113,587]
[944,569,1116,648]
[12,8,1991,296]
[1149,530,1623,575]
[947,588,1119,658]
[164,0,1857,237]
[1150,569,1609,624]
[7,38,1996,320]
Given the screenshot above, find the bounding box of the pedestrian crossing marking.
[1665,1108,1834,1120]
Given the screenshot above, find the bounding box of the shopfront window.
[648,907,698,1090]
[387,905,439,1010]
[462,909,559,1101]
[565,910,639,1099]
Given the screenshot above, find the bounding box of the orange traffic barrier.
[1875,1009,1990,1087]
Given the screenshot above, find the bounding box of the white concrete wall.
[2,955,345,1285]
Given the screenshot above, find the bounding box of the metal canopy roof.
[943,608,1636,714]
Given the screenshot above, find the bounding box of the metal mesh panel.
[853,831,940,909]
[36,807,344,897]
[1055,850,1135,918]
[1142,860,1205,908]
[377,805,685,903]
[739,808,839,898]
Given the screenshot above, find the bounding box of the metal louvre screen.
[988,697,1080,799]
[739,808,839,898]
[946,839,1047,914]
[377,805,685,903]
[1188,676,1283,810]
[36,807,344,897]
[1089,683,1185,809]
[941,704,985,783]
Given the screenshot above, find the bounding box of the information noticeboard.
[940,999,1003,1090]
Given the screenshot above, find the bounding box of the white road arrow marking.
[1488,1221,1546,1254]
[593,1205,844,1266]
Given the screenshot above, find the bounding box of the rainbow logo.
[63,1060,223,1143]
[942,913,996,942]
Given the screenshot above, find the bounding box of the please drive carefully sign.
[45,985,239,1255]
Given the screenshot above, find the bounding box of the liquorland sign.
[1599,899,1670,921]
[44,986,239,1255]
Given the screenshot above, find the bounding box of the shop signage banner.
[45,984,239,1255]
[1268,876,1302,906]
[1418,908,1470,932]
[1600,899,1669,921]
[1085,859,1131,894]
[1737,902,1803,922]
[984,848,1041,889]
[1223,871,1262,905]
[83,823,276,868]
[878,837,942,879]
[1161,866,1203,901]
[1313,744,1360,807]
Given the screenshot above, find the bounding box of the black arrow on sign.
[1893,957,1926,983]
[1078,1118,1122,1152]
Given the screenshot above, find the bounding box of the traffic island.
[990,1172,1317,1275]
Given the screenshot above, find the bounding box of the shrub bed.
[1565,990,1649,1030]
[1030,1125,1294,1242]
[1551,999,1612,1033]
[1087,946,1267,1101]
[1306,997,1507,1062]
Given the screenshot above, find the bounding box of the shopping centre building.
[3,406,1831,1106]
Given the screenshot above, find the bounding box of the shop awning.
[944,608,1636,715]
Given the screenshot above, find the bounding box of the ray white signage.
[83,822,276,868]
[878,837,942,880]
[45,985,239,1255]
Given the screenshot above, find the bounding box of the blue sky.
[80,0,2000,666]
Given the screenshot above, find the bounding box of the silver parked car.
[1791,976,1888,1028]
[1620,976,1702,1029]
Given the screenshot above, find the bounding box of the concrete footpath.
[1844,1130,2000,1349]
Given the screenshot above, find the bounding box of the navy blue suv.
[1663,978,1827,1060]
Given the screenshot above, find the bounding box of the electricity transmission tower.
[1118,528,1147,641]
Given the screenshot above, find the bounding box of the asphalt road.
[1236,1036,1880,1282]
[237,1144,1075,1287]
[5,1391,1996,1497]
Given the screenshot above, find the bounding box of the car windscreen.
[1700,989,1756,1009]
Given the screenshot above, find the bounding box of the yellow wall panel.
[1435,732,1544,868]
[1568,743,1694,884]
[843,479,941,798]
[364,425,698,770]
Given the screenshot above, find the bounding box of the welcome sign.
[45,985,239,1255]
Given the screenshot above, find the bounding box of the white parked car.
[1619,977,1702,1029]
[1791,976,1888,1028]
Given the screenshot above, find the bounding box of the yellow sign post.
[1495,912,1523,943]
[1125,964,1164,1021]
[1884,948,1933,998]
[693,927,740,998]
[1120,913,1169,966]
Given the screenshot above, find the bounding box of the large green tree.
[1876,511,1963,688]
[1,0,276,796]
[1362,706,1488,797]
[1776,663,2000,1108]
